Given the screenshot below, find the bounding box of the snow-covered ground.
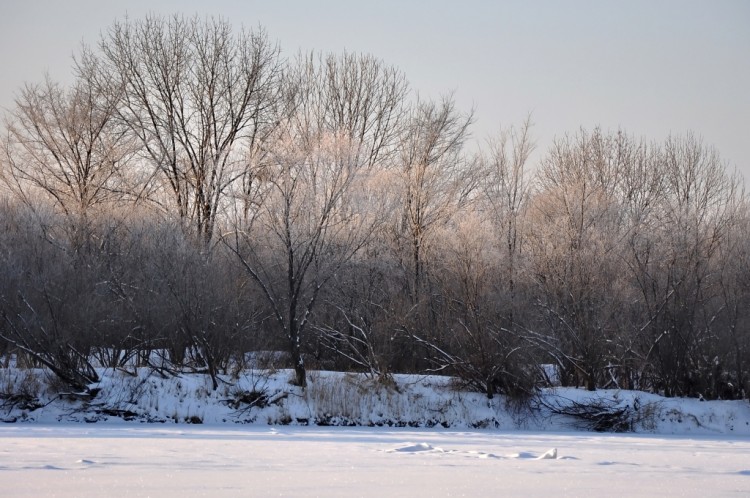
[3,368,750,436]
[1,425,749,497]
[2,368,749,496]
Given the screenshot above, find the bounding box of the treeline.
[1,15,748,400]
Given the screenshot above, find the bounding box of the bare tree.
[286,51,408,170]
[527,129,632,390]
[715,201,750,398]
[404,120,538,399]
[481,118,534,325]
[412,212,539,400]
[397,94,475,299]
[225,121,383,387]
[2,72,133,216]
[631,133,744,396]
[98,15,281,246]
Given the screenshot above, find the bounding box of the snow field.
[1,425,749,497]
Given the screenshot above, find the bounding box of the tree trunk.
[290,333,307,387]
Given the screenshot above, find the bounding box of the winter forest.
[1,14,748,404]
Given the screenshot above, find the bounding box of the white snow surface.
[1,368,750,496]
[1,425,749,497]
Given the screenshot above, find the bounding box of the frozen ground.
[1,425,749,497]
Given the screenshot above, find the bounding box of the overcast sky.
[1,0,748,176]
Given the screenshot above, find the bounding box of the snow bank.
[1,367,749,436]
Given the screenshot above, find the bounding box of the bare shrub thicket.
[1,14,748,400]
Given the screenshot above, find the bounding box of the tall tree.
[286,51,408,170]
[397,95,474,299]
[98,15,281,246]
[225,121,384,387]
[2,72,133,216]
[481,118,534,325]
[633,133,743,396]
[528,129,631,390]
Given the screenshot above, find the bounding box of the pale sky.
[1,0,748,176]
